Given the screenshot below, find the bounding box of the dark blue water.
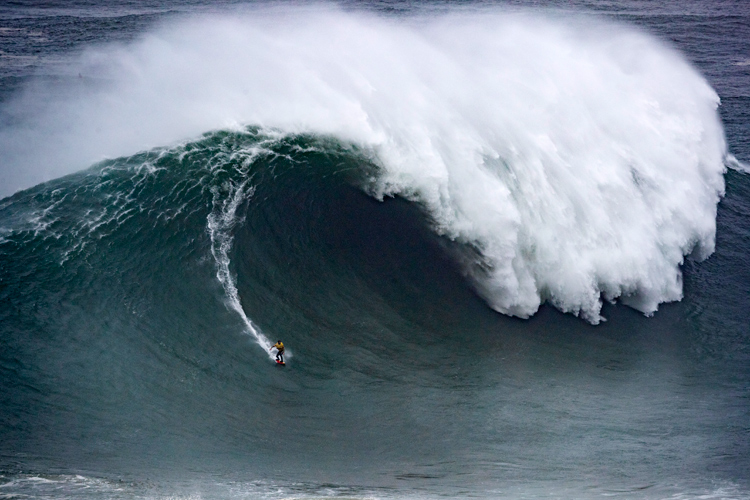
[1,1,749,499]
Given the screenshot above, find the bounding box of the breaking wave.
[0,8,729,322]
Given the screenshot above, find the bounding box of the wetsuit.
[272,342,284,362]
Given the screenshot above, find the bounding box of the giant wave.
[0,8,729,323]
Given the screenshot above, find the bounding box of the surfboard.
[276,360,286,366]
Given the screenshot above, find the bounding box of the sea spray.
[726,153,750,174]
[0,9,729,322]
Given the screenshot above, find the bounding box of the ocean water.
[0,1,749,499]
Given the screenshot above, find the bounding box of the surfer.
[271,340,285,363]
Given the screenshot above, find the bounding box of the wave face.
[0,9,728,322]
[2,125,748,498]
[0,129,499,476]
[1,126,745,495]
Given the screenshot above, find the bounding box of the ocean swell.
[0,8,728,323]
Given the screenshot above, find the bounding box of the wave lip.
[354,13,727,323]
[0,9,729,322]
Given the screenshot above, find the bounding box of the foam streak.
[207,179,274,359]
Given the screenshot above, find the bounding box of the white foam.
[207,177,275,359]
[726,153,750,174]
[0,8,729,322]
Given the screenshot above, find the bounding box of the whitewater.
[0,9,729,324]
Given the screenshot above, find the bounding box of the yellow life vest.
[273,342,284,351]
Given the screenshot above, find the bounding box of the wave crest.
[0,9,728,322]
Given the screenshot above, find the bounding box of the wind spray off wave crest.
[0,8,728,322]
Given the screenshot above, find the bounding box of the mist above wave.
[0,8,727,322]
